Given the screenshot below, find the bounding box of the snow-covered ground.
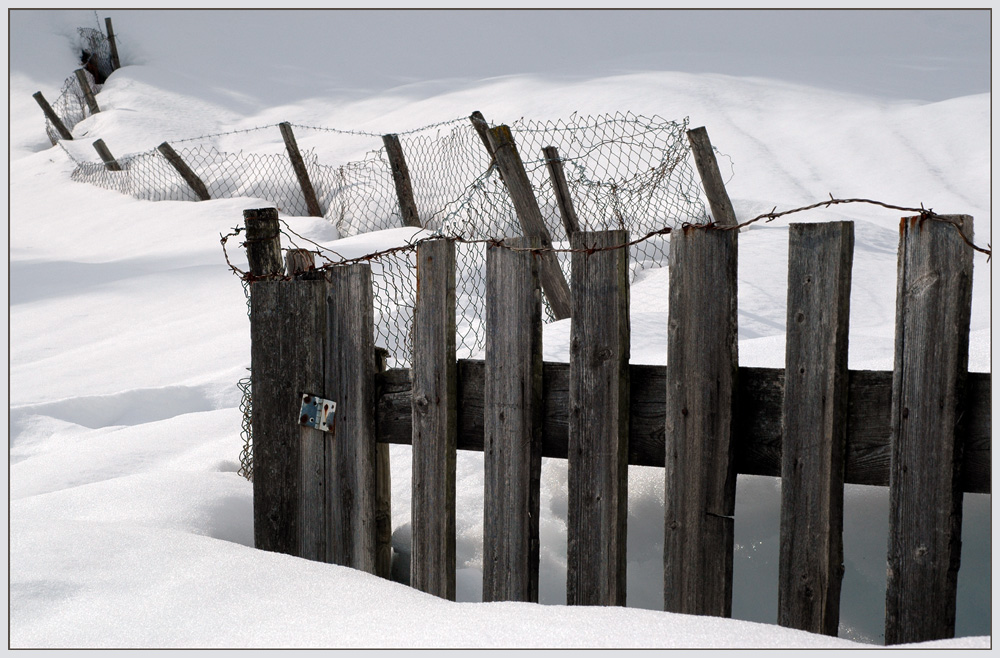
[8,10,991,649]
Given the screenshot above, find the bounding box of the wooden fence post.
[411,238,457,599]
[105,17,121,71]
[326,263,378,573]
[884,215,974,645]
[157,142,211,201]
[778,221,854,635]
[664,223,738,617]
[382,133,423,228]
[543,146,581,240]
[485,125,572,320]
[92,139,122,171]
[279,122,323,217]
[567,229,630,606]
[32,92,73,141]
[74,69,101,115]
[687,127,737,226]
[483,236,544,603]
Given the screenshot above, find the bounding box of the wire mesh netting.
[43,21,116,144]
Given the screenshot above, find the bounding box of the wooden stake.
[279,122,323,217]
[92,139,122,171]
[32,92,73,141]
[157,142,211,201]
[543,145,581,239]
[383,133,423,228]
[105,17,121,71]
[687,127,737,226]
[74,69,101,115]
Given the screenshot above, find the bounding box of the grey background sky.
[11,9,991,104]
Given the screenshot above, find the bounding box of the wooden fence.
[243,203,988,646]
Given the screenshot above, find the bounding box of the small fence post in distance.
[543,145,581,240]
[74,69,101,116]
[778,221,854,635]
[157,142,211,201]
[485,125,572,320]
[382,133,423,228]
[92,139,122,172]
[687,127,737,227]
[105,17,121,71]
[410,238,458,599]
[664,222,739,617]
[32,92,73,142]
[483,235,544,603]
[567,229,630,606]
[279,122,323,217]
[884,214,974,645]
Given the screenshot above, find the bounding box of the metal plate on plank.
[299,393,336,433]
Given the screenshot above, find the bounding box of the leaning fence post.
[157,142,211,201]
[884,215,974,645]
[382,133,423,228]
[279,122,323,217]
[92,139,122,171]
[485,125,572,320]
[543,146,581,240]
[105,17,121,71]
[74,69,101,115]
[664,223,739,617]
[32,92,73,141]
[687,127,737,226]
[483,236,544,603]
[567,229,630,606]
[326,262,379,573]
[778,221,854,635]
[411,238,457,599]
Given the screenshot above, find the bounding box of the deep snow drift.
[8,10,991,649]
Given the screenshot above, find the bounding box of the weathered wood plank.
[567,230,630,606]
[105,17,121,71]
[483,237,543,603]
[32,91,73,142]
[778,222,854,635]
[244,208,284,278]
[664,224,738,618]
[74,69,101,115]
[374,348,393,580]
[410,238,457,599]
[383,133,423,228]
[157,142,211,201]
[686,127,737,226]
[543,146,581,239]
[375,364,990,493]
[485,125,573,320]
[326,264,378,572]
[885,215,975,645]
[279,122,323,217]
[284,248,315,277]
[92,139,122,171]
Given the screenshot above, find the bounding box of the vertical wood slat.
[485,125,573,321]
[686,127,738,227]
[157,142,211,201]
[74,69,101,115]
[279,122,323,217]
[92,139,122,171]
[32,92,74,141]
[327,264,378,572]
[483,236,544,603]
[374,348,393,579]
[542,146,581,239]
[383,133,423,228]
[885,215,974,645]
[566,230,630,606]
[778,222,854,635]
[664,224,739,617]
[105,17,121,71]
[410,238,458,599]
